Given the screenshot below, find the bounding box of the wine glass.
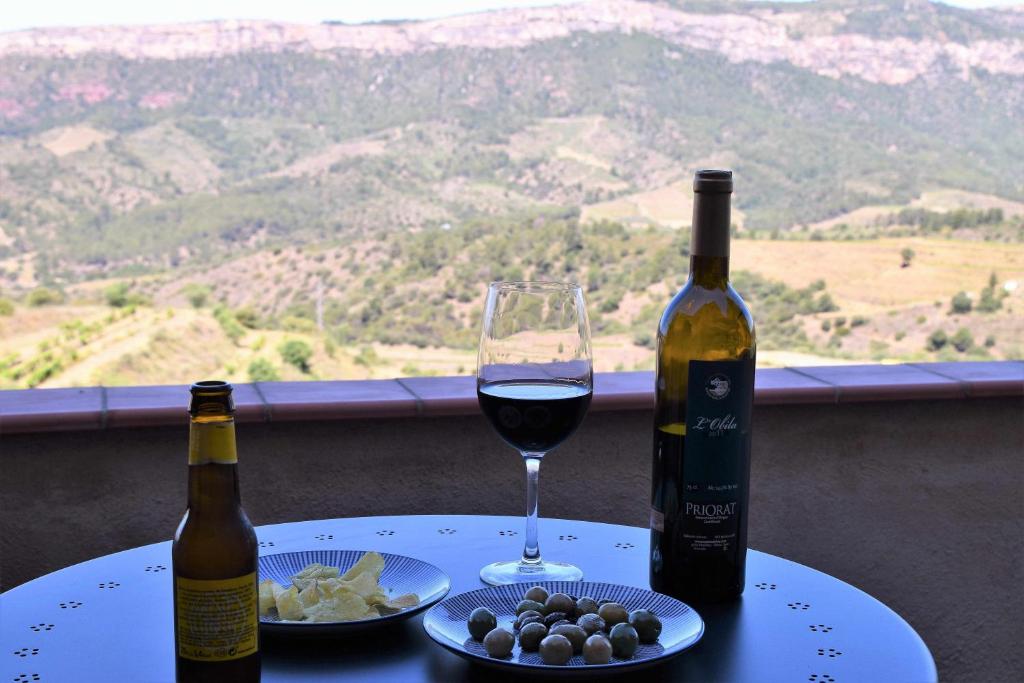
[477,281,593,585]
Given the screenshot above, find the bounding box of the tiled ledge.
[0,362,1020,435]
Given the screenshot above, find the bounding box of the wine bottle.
[173,381,260,682]
[649,169,756,603]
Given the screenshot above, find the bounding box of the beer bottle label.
[188,421,238,465]
[175,572,258,662]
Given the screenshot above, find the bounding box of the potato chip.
[340,551,385,583]
[291,562,340,591]
[275,586,305,621]
[259,579,281,616]
[321,572,386,605]
[303,590,369,623]
[298,582,320,608]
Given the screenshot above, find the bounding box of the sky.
[1,0,1019,33]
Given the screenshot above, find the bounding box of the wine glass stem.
[521,454,543,565]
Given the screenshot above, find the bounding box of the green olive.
[468,607,497,641]
[514,610,543,630]
[576,613,606,636]
[524,586,549,604]
[609,623,640,659]
[628,609,662,643]
[539,634,573,665]
[597,602,629,627]
[518,621,548,651]
[549,624,587,654]
[575,597,599,616]
[483,627,515,658]
[583,634,613,665]
[544,592,575,617]
[515,599,545,616]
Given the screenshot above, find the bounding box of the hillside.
[0,0,1022,387]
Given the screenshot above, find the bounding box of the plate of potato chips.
[258,550,450,634]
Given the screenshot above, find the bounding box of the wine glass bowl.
[477,281,593,586]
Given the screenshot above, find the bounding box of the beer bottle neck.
[187,417,241,508]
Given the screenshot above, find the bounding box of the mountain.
[0,0,1022,276]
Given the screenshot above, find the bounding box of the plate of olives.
[422,581,703,674]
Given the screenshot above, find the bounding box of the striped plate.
[422,581,703,674]
[259,550,450,635]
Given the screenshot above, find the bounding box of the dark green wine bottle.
[649,170,756,603]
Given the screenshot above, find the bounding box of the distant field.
[732,237,1023,311]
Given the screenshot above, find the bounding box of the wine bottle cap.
[693,169,733,194]
[691,170,732,258]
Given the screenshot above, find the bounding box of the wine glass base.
[479,560,584,586]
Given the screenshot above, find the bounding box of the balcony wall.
[1,362,1022,681]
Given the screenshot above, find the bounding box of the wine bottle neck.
[689,254,730,288]
[689,189,731,287]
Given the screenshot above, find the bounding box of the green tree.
[951,327,973,353]
[926,329,947,351]
[279,339,313,373]
[949,291,971,314]
[900,247,915,267]
[247,358,280,382]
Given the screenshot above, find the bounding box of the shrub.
[850,315,868,328]
[279,340,313,373]
[632,332,655,349]
[234,307,260,329]
[247,358,280,382]
[926,329,947,351]
[213,306,245,344]
[984,335,996,348]
[900,247,915,267]
[820,319,831,332]
[182,283,211,308]
[951,328,973,353]
[0,298,13,316]
[27,287,64,307]
[105,282,148,308]
[834,316,847,328]
[894,331,906,341]
[949,291,971,314]
[813,293,838,313]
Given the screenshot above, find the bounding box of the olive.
[483,627,515,658]
[583,634,613,665]
[518,622,548,651]
[539,634,573,665]
[516,599,546,616]
[576,613,606,636]
[517,615,544,630]
[468,607,497,641]
[576,597,599,616]
[544,592,575,617]
[628,609,663,644]
[549,624,587,654]
[609,623,640,659]
[514,610,543,630]
[524,586,549,604]
[543,611,568,627]
[598,602,629,627]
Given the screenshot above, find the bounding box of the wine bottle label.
[175,572,258,662]
[188,421,238,465]
[680,358,754,554]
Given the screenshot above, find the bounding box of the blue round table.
[1,515,935,682]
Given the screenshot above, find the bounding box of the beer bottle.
[173,381,260,681]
